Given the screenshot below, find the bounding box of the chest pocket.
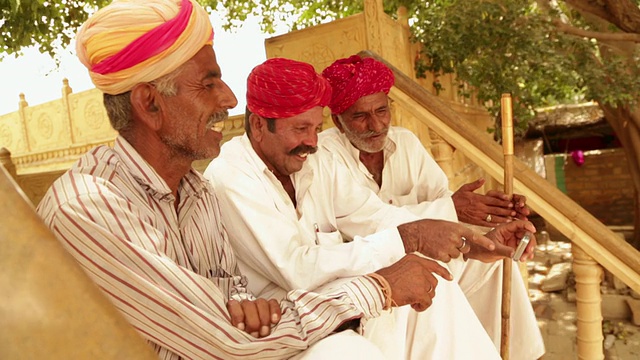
[316,229,345,245]
[381,186,419,206]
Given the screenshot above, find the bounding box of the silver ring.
[485,214,492,223]
[457,236,467,250]
[427,283,434,293]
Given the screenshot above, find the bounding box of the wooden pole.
[500,93,514,359]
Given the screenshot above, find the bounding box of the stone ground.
[528,232,640,359]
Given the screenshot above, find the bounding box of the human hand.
[375,254,453,312]
[452,178,530,226]
[227,298,281,337]
[397,218,495,263]
[467,220,537,263]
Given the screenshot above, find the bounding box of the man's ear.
[249,112,266,141]
[331,114,345,133]
[130,83,162,131]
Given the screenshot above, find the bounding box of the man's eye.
[352,114,366,122]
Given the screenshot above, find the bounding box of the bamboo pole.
[500,94,514,359]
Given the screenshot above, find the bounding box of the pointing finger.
[467,232,495,251]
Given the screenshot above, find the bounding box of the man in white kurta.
[206,58,537,359]
[319,54,545,359]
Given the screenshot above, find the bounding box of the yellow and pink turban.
[246,58,332,119]
[322,55,395,115]
[76,0,213,95]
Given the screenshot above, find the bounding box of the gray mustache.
[207,110,229,127]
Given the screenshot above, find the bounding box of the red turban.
[246,58,332,119]
[322,55,395,115]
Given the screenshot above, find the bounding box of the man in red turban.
[319,55,545,359]
[206,56,538,359]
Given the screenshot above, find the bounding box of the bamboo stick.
[500,93,514,359]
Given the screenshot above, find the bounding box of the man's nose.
[368,114,388,132]
[218,80,238,110]
[303,129,318,147]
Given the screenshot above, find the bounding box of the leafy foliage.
[0,0,111,58]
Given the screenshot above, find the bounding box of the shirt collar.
[113,136,211,201]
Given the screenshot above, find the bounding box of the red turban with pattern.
[246,58,332,119]
[322,55,395,115]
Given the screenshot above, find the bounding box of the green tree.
[1,0,111,58]
[3,0,640,246]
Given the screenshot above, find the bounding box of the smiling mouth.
[210,122,224,133]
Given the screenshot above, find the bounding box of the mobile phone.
[512,231,532,261]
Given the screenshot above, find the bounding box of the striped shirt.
[37,136,385,360]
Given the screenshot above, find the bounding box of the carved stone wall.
[0,85,117,176]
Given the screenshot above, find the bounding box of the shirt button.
[388,200,393,204]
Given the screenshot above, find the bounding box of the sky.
[0,13,285,116]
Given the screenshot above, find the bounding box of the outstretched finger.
[485,189,511,202]
[493,242,514,259]
[458,178,485,193]
[426,260,453,281]
[466,232,495,251]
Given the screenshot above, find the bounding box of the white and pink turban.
[76,0,213,95]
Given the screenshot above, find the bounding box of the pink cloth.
[322,55,394,115]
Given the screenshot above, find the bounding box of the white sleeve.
[208,159,411,292]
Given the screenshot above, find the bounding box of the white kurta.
[206,134,501,359]
[319,126,545,360]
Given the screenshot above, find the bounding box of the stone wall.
[545,148,633,226]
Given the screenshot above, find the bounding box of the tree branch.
[564,0,640,33]
[601,0,640,34]
[563,0,621,26]
[553,19,640,43]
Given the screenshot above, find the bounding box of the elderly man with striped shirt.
[36,1,453,359]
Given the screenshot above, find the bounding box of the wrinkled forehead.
[345,92,389,113]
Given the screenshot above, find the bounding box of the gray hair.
[102,66,184,132]
[244,107,276,137]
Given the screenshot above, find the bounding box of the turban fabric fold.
[76,0,213,95]
[246,58,332,119]
[322,55,395,115]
